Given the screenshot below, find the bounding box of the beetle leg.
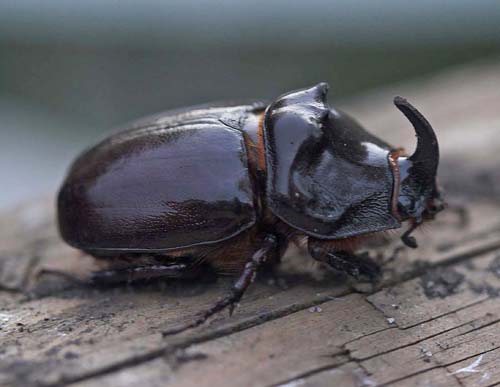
[36,268,88,286]
[89,262,201,285]
[308,243,381,282]
[162,234,278,337]
[401,222,419,248]
[38,262,202,287]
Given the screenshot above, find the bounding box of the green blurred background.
[1,0,499,209]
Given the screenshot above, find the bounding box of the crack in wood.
[306,328,497,387]
[258,259,500,386]
[29,292,351,387]
[268,352,351,387]
[17,234,500,387]
[349,314,498,364]
[482,382,500,387]
[343,326,394,347]
[379,346,500,387]
[398,298,490,330]
[1,235,499,387]
[447,318,500,341]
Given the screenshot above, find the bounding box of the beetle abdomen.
[58,109,260,253]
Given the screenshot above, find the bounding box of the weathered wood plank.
[0,202,498,387]
[267,251,500,386]
[65,250,500,387]
[276,366,462,387]
[73,294,382,387]
[1,60,500,387]
[347,297,500,361]
[447,348,500,387]
[0,271,350,386]
[357,263,500,386]
[366,253,499,330]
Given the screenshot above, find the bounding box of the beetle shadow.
[30,253,354,302]
[31,267,220,300]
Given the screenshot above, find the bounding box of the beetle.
[57,83,443,334]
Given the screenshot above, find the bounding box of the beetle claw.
[402,223,419,248]
[402,234,418,249]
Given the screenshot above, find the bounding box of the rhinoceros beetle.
[57,83,443,334]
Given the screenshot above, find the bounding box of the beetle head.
[264,83,443,246]
[392,97,444,248]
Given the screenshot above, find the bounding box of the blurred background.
[1,0,499,209]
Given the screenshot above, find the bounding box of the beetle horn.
[394,97,439,181]
[393,97,441,248]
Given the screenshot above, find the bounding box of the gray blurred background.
[1,0,499,209]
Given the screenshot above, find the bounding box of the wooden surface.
[2,60,500,387]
